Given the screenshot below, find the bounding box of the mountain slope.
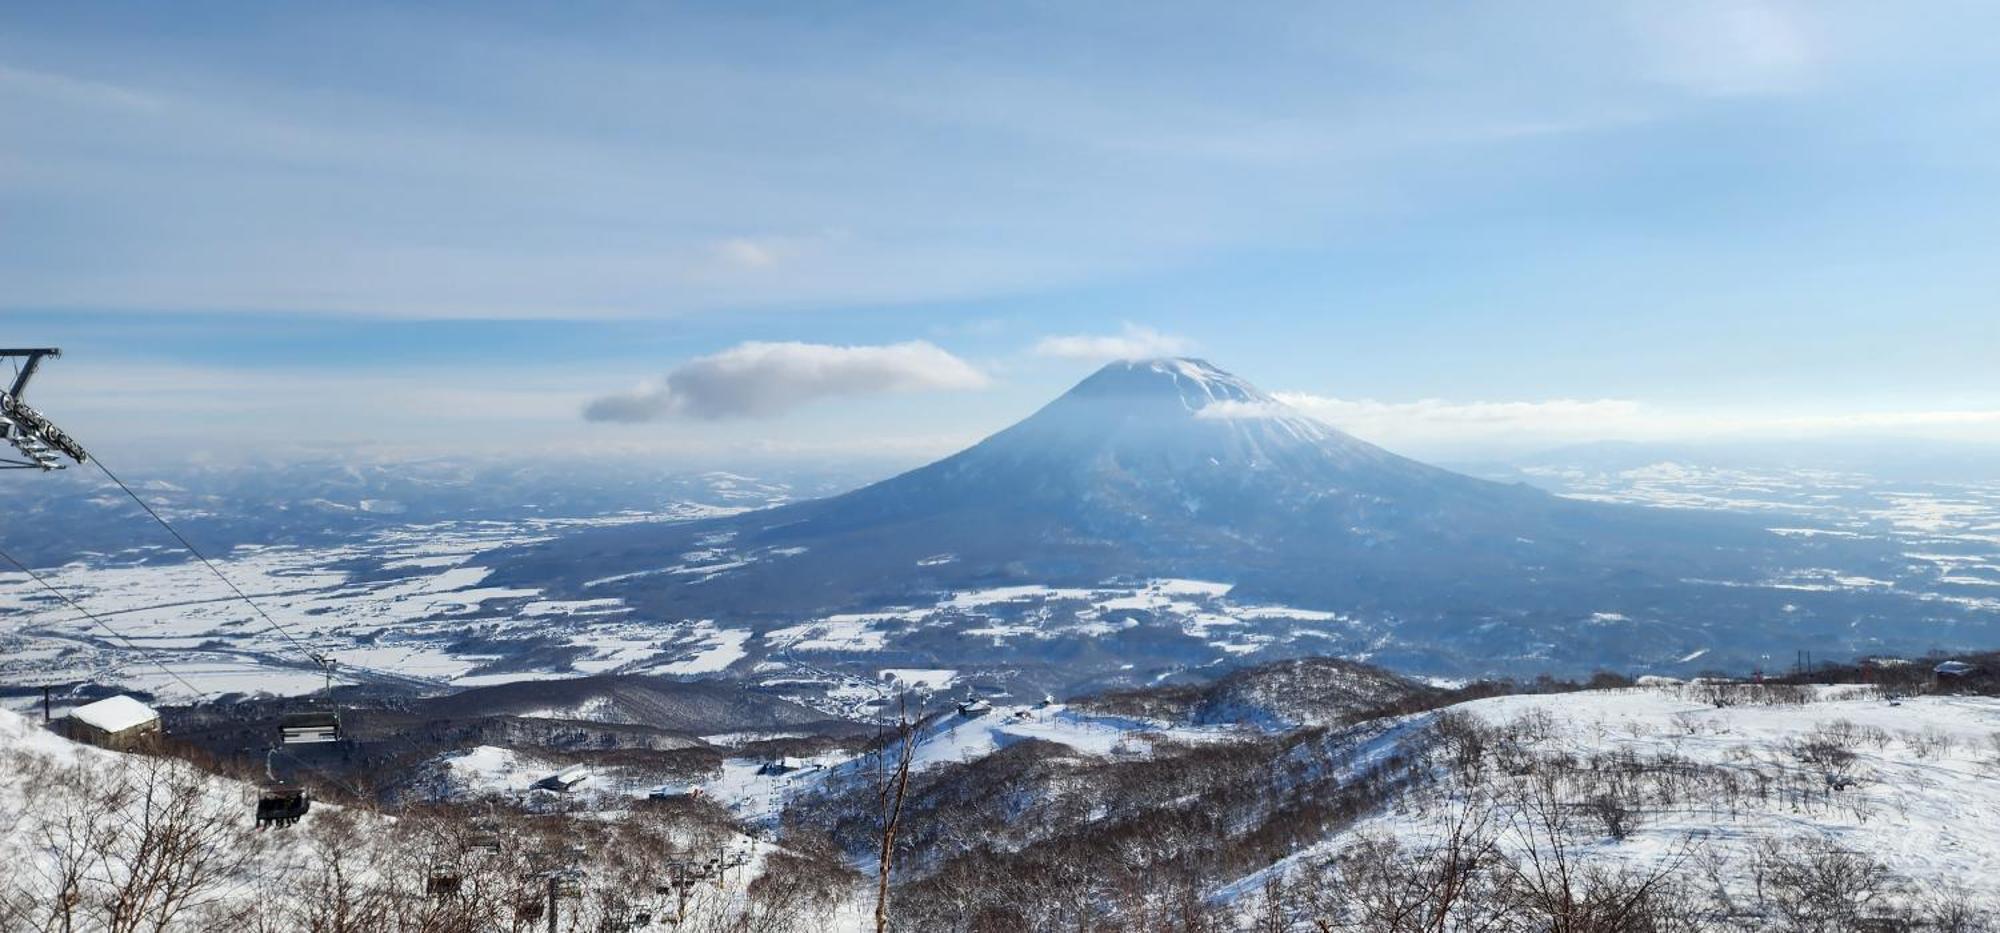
[413,674,852,733]
[1077,656,1443,728]
[498,358,1952,676]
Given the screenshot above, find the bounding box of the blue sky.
[5,2,1999,466]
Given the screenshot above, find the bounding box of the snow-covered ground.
[1524,462,2000,613]
[630,702,1250,826]
[767,577,1363,665]
[0,512,765,703]
[0,706,827,931]
[4,514,1378,715]
[0,706,338,924]
[1234,685,2000,911]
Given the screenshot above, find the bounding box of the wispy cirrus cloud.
[1033,324,1193,362]
[584,341,988,423]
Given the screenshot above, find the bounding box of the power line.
[0,545,214,701]
[89,456,328,670]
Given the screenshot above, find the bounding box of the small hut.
[65,695,161,749]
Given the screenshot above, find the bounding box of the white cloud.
[1033,324,1194,362]
[584,341,988,423]
[1274,395,1642,438]
[1262,392,2000,457]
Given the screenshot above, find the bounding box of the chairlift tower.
[1,348,88,471]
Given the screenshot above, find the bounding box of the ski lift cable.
[0,544,215,701]
[89,456,330,673]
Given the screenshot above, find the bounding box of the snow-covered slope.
[0,708,331,928]
[647,700,1250,825]
[1080,656,1436,728]
[1236,685,2000,914]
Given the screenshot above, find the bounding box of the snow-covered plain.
[0,513,768,703]
[11,461,2000,716]
[772,578,1358,662]
[1526,461,2000,613]
[3,504,1365,715]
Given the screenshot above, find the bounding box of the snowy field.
[9,463,2000,714]
[2,506,1369,715]
[1235,685,2000,911]
[0,512,759,703]
[770,577,1360,666]
[1525,461,2000,612]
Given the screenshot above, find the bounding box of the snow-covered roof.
[1935,660,1979,676]
[69,695,160,734]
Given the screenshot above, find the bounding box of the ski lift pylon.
[0,348,89,471]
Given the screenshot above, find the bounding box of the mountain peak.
[521,355,1832,680]
[1064,357,1270,412]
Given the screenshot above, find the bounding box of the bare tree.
[286,808,394,933]
[1913,880,1995,933]
[1247,872,1294,933]
[1293,799,1506,932]
[873,697,921,933]
[6,750,267,933]
[1755,836,1899,933]
[5,748,122,933]
[1499,773,1700,932]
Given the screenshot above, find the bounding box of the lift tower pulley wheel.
[0,348,88,471]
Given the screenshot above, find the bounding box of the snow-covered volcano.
[661,357,1769,601]
[501,358,1933,675]
[867,357,1443,513]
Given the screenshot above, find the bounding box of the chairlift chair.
[255,782,310,828]
[425,868,463,897]
[279,710,342,745]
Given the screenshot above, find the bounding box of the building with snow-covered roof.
[756,757,811,776]
[64,695,161,748]
[534,763,591,792]
[1935,660,1979,678]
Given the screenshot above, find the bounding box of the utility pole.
[547,874,558,933]
[42,685,51,724]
